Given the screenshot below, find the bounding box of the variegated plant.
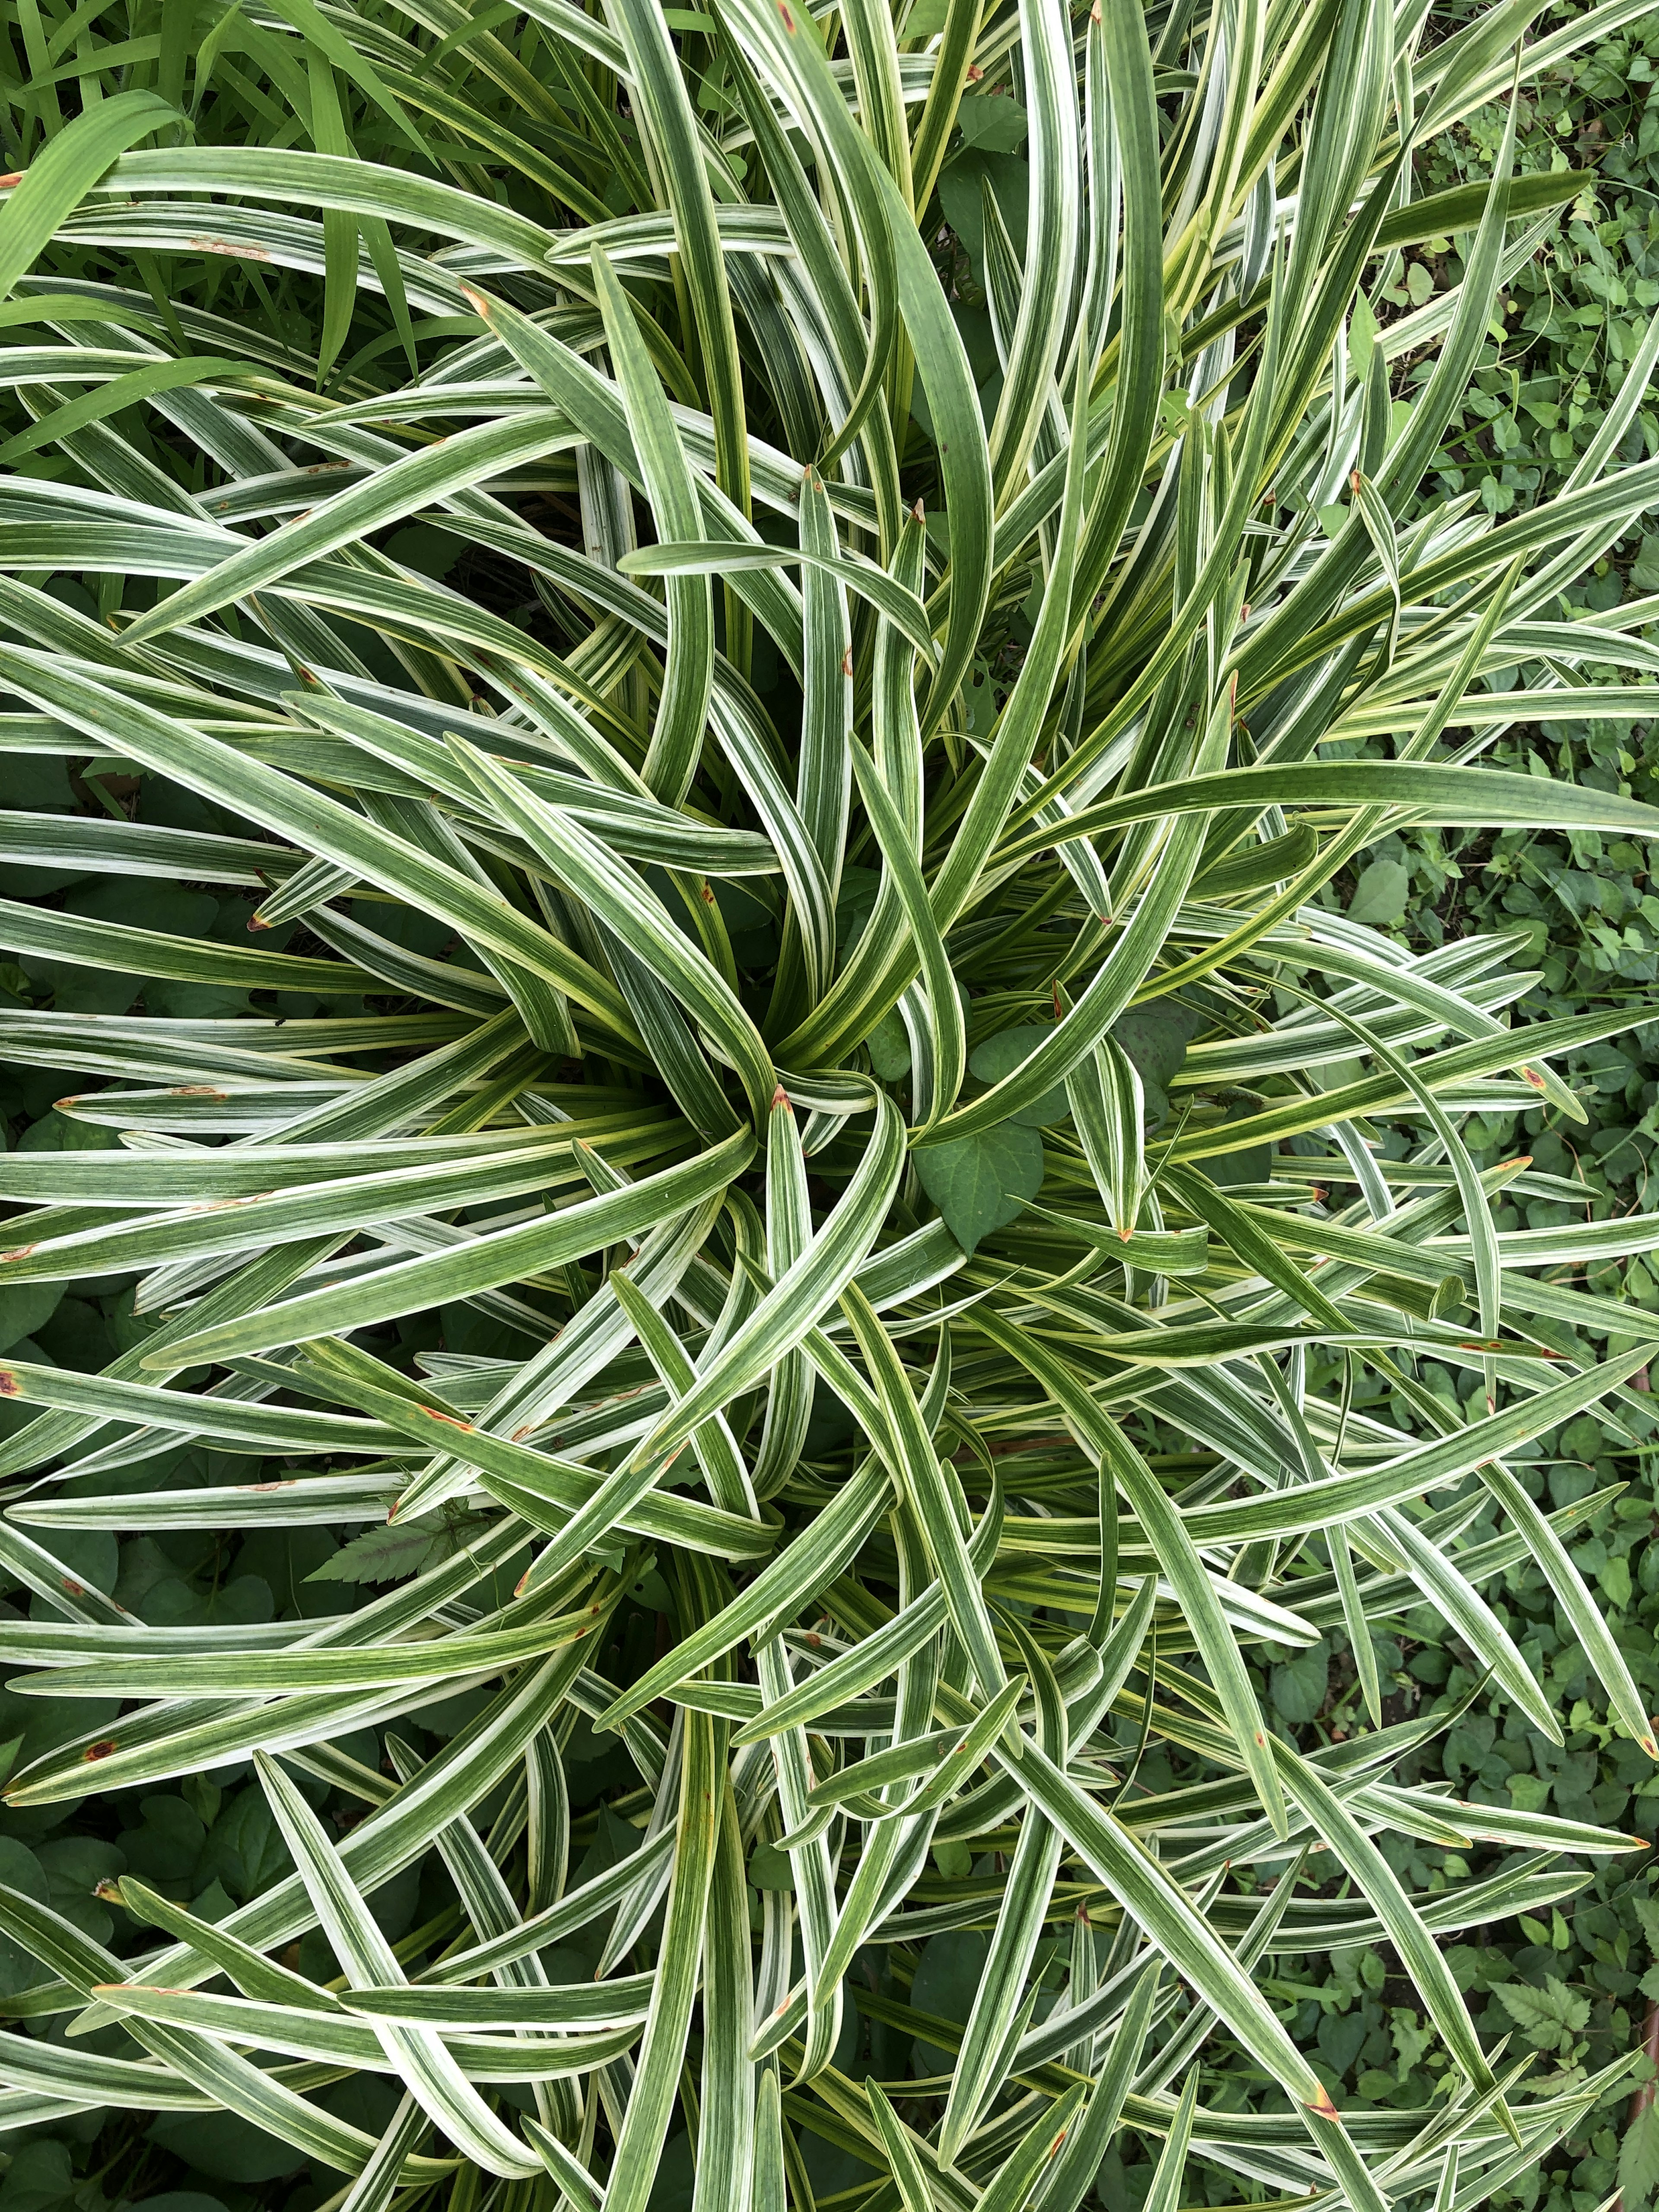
[0,0,1657,2205]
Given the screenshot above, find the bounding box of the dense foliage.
[3,3,1659,2212]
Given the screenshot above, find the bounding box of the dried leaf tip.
[772,1086,793,1112]
[1307,2085,1342,2122]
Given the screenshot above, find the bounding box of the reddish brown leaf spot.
[777,0,795,28]
[423,1408,474,1431]
[0,1371,18,1398]
[61,1580,83,1598]
[0,1248,35,1265]
[170,1086,226,1098]
[85,1740,118,1762]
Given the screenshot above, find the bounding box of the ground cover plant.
[5,0,1659,2209]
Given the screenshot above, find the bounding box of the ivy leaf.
[1110,1007,1203,1128]
[1348,858,1412,929]
[747,1842,793,1891]
[967,1026,1071,1126]
[913,1124,1045,1253]
[1270,1638,1330,1725]
[0,1283,65,1356]
[864,1007,912,1081]
[0,2139,75,2212]
[955,92,1029,152]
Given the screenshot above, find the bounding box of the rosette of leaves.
[1,0,1659,2206]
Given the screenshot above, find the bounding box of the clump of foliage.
[1,0,1659,2209]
